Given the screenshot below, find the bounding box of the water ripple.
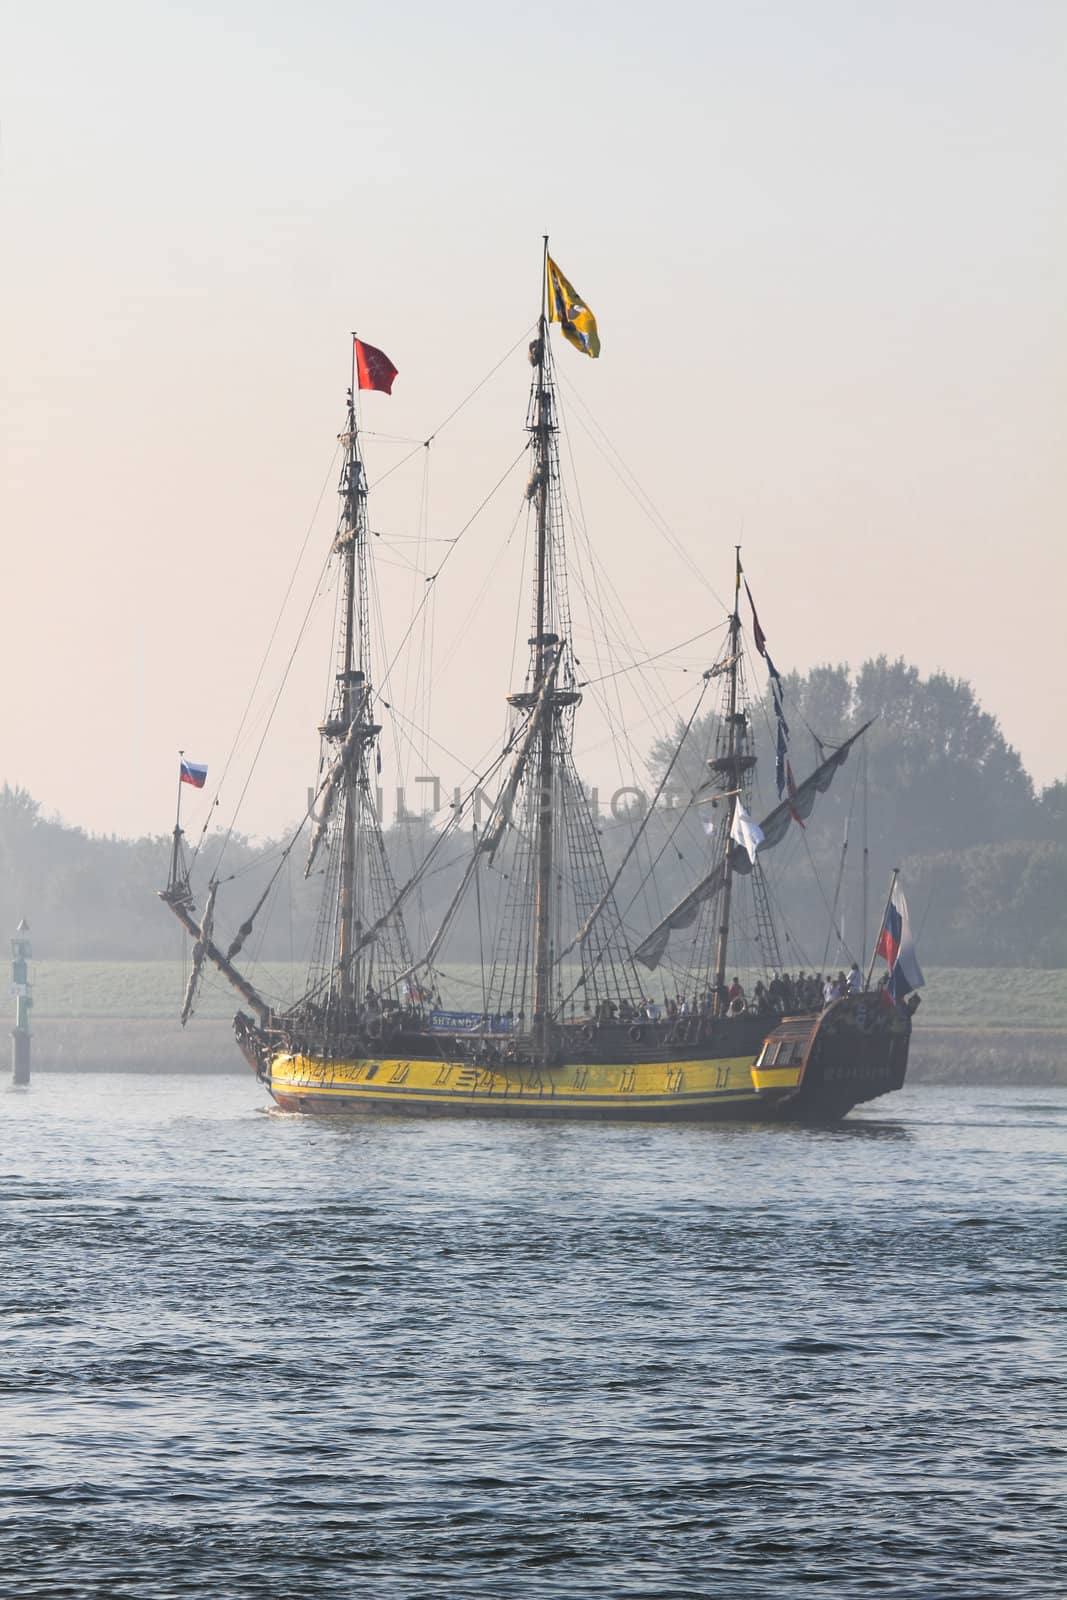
[0,1077,1063,1597]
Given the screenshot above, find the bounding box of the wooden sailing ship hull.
[240,995,911,1123]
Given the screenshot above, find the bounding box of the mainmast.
[508,240,580,1054]
[396,250,630,1035]
[532,242,555,1051]
[711,548,746,1010]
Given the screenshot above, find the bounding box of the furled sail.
[634,721,872,970]
[318,649,562,995]
[180,880,218,1025]
[480,647,561,864]
[632,863,726,973]
[750,720,872,852]
[226,877,273,962]
[559,671,714,960]
[303,695,369,879]
[398,648,563,983]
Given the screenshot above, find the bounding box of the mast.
[335,346,376,1005]
[530,239,555,1050]
[711,548,743,1011]
[160,340,411,1026]
[636,720,872,971]
[168,752,186,892]
[396,247,630,1031]
[162,890,271,1024]
[501,238,583,1053]
[302,339,414,1011]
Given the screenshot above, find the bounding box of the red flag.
[354,338,398,395]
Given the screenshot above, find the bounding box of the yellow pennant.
[546,255,600,358]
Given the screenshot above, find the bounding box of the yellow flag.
[546,255,600,358]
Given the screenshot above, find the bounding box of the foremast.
[334,366,378,1004]
[308,353,414,1009]
[160,345,414,1034]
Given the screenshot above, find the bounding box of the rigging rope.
[552,387,719,947]
[189,441,341,876]
[795,821,857,969]
[554,677,714,1010]
[202,326,536,890]
[418,326,536,447]
[209,539,335,882]
[557,368,728,609]
[376,445,528,702]
[577,623,729,688]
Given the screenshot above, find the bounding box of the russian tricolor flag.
[877,882,925,1004]
[180,758,208,789]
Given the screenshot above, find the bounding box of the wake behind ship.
[161,247,923,1122]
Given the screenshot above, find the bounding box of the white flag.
[730,800,764,865]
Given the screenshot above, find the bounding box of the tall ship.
[161,246,922,1121]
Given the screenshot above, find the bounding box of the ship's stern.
[753,995,912,1121]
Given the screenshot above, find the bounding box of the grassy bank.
[30,1018,242,1075]
[28,961,1067,1029]
[17,962,1067,1084]
[907,1027,1066,1086]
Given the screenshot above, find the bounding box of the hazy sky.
[2,1,1063,844]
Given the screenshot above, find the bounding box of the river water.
[1,1075,1063,1598]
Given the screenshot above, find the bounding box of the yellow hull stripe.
[267,1052,802,1109]
[751,1065,806,1091]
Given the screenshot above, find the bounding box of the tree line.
[1,655,1064,968]
[647,655,1066,969]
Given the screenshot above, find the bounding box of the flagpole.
[169,751,186,891]
[864,867,899,992]
[175,750,184,832]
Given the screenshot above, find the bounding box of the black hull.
[238,993,912,1124]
